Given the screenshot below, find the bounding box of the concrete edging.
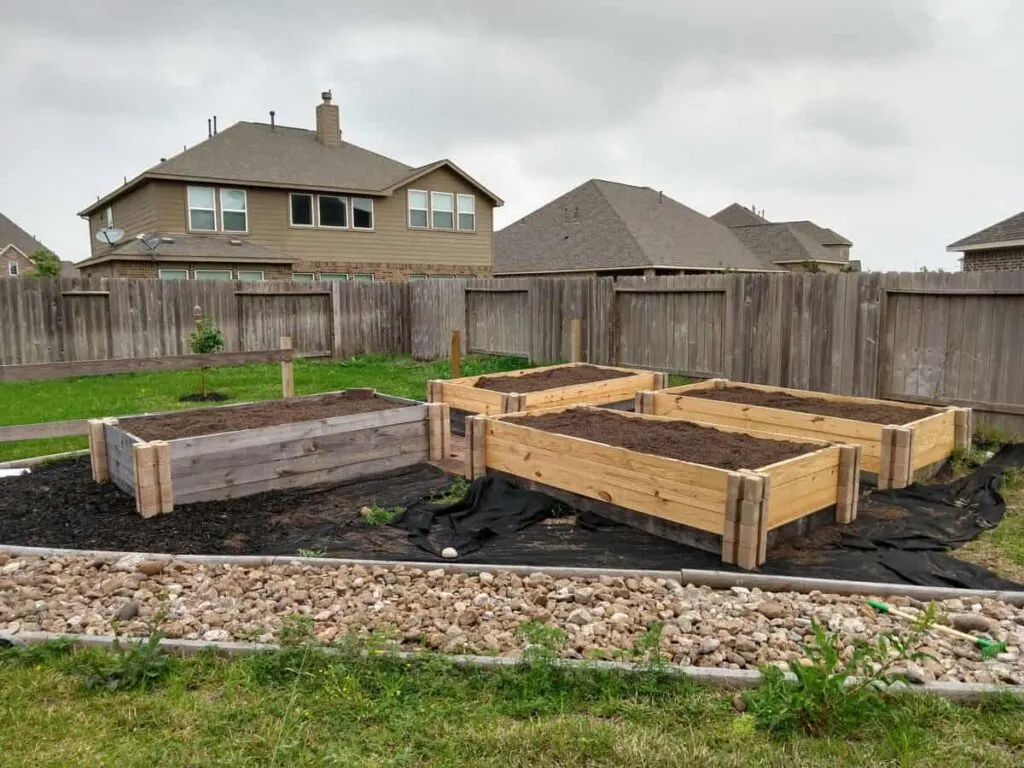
[3,543,1024,606]
[0,630,1015,702]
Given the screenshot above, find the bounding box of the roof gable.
[712,203,768,227]
[729,223,838,264]
[0,212,54,259]
[948,210,1024,250]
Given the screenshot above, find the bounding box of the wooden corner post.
[426,402,451,462]
[500,392,528,414]
[836,444,861,524]
[953,407,972,452]
[652,372,669,390]
[723,470,769,570]
[87,419,109,483]
[634,391,655,415]
[450,329,462,378]
[280,336,294,398]
[570,318,582,363]
[467,415,487,480]
[132,441,173,518]
[427,380,442,403]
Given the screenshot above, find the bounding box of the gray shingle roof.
[784,220,852,247]
[711,203,768,227]
[728,223,838,265]
[80,122,502,217]
[75,233,294,268]
[948,210,1024,250]
[0,211,55,259]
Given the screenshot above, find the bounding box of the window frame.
[187,186,217,232]
[291,272,316,282]
[430,191,455,230]
[353,273,374,282]
[8,261,19,276]
[457,194,476,232]
[317,194,349,229]
[408,189,429,229]
[105,206,114,227]
[236,269,265,282]
[289,193,315,228]
[194,268,234,281]
[408,274,427,281]
[157,268,189,280]
[319,273,349,281]
[351,197,374,231]
[219,188,248,233]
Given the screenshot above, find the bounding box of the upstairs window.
[8,261,18,276]
[457,194,476,231]
[292,272,315,282]
[431,191,454,229]
[318,195,348,228]
[352,198,374,230]
[320,273,349,280]
[237,269,265,281]
[187,186,216,231]
[158,268,187,280]
[290,193,314,226]
[220,189,247,232]
[408,190,428,228]
[105,206,113,227]
[195,269,233,280]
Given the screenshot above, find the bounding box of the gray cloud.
[793,97,911,148]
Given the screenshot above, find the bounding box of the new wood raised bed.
[637,379,970,490]
[466,405,860,570]
[86,389,450,517]
[428,362,666,416]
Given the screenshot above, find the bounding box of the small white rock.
[113,554,145,572]
[203,629,230,642]
[609,612,630,625]
[700,637,721,654]
[441,548,458,560]
[0,561,24,574]
[478,572,495,584]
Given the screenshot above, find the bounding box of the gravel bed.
[2,552,1022,686]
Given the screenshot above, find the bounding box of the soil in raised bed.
[506,408,819,470]
[685,386,937,425]
[474,365,630,394]
[125,391,402,441]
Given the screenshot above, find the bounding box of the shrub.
[78,606,175,692]
[187,315,225,397]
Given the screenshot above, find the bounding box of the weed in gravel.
[515,621,568,666]
[950,445,992,476]
[77,606,176,693]
[359,505,405,526]
[431,475,470,505]
[744,607,936,737]
[630,621,667,671]
[297,548,327,558]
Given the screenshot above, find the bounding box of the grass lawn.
[956,468,1024,582]
[0,642,1022,767]
[0,354,528,462]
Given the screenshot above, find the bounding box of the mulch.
[473,365,629,394]
[506,408,820,470]
[686,386,937,425]
[124,390,400,441]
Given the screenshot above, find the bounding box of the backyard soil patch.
[473,365,629,394]
[124,391,401,441]
[178,392,230,403]
[506,408,819,470]
[687,385,937,425]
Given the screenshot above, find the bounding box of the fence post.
[570,318,582,363]
[451,329,462,378]
[280,336,294,398]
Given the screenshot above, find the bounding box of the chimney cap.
[321,90,332,103]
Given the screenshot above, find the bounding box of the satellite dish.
[96,227,125,245]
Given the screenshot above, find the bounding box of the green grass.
[0,354,528,462]
[0,642,1022,767]
[956,467,1024,582]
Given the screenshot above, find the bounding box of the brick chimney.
[315,90,341,147]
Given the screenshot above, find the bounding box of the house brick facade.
[961,247,1024,272]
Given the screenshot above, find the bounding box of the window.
[353,273,374,282]
[158,268,188,280]
[187,186,216,231]
[292,272,315,282]
[194,269,233,280]
[433,274,455,279]
[319,273,349,281]
[237,269,265,281]
[408,190,428,228]
[290,193,314,227]
[457,194,476,231]
[352,198,374,230]
[8,261,19,276]
[105,206,113,227]
[318,195,348,228]
[408,274,427,281]
[220,189,247,232]
[431,192,454,229]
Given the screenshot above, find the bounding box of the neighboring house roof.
[711,203,768,227]
[494,180,775,275]
[79,121,502,216]
[728,223,842,265]
[783,220,852,247]
[59,261,80,278]
[75,233,295,269]
[0,211,55,260]
[947,210,1024,252]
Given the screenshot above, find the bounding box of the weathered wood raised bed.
[639,379,970,489]
[466,405,860,570]
[428,362,665,416]
[87,390,449,517]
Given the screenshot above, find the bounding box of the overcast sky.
[2,0,1021,271]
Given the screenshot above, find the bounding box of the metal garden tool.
[867,599,1007,659]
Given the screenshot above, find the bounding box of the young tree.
[187,315,226,397]
[28,249,60,277]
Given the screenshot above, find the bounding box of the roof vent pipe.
[269,110,276,129]
[207,118,212,138]
[213,115,218,135]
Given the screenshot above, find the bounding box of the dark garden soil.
[474,365,630,394]
[686,386,937,425]
[125,391,401,441]
[178,392,231,403]
[506,408,819,470]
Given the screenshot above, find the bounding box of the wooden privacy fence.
[4,272,1024,434]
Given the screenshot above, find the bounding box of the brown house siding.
[80,260,293,280]
[962,247,1024,272]
[88,183,158,258]
[152,166,493,271]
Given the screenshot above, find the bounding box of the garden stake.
[867,599,1007,659]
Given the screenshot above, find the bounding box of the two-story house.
[76,91,503,281]
[0,211,63,278]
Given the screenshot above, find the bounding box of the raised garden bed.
[428,363,665,417]
[639,380,970,489]
[466,405,861,570]
[87,389,450,517]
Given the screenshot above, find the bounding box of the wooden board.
[104,421,139,496]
